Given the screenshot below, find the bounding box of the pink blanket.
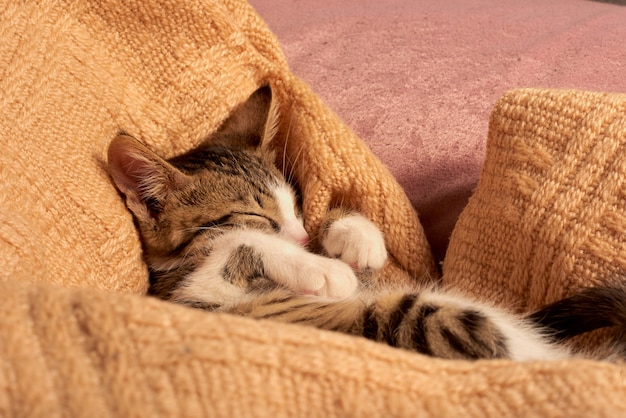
[248,0,626,260]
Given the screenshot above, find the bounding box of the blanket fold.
[1,0,625,417]
[2,280,625,418]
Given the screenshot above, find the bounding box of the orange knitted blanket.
[0,0,624,416]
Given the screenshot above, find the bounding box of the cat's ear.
[211,84,279,150]
[107,134,190,221]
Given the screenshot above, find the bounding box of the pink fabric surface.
[248,0,626,261]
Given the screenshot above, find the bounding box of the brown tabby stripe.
[382,294,418,347]
[182,300,222,311]
[460,311,507,357]
[295,307,348,331]
[449,310,508,359]
[410,304,439,355]
[222,245,265,285]
[255,297,306,319]
[361,305,379,340]
[290,303,336,322]
[171,147,281,196]
[459,310,485,332]
[440,326,480,359]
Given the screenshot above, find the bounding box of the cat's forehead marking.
[270,182,309,246]
[270,182,297,220]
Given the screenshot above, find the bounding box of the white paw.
[322,214,387,270]
[313,256,359,298]
[291,253,359,298]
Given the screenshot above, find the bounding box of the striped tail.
[527,282,626,342]
[222,289,532,360]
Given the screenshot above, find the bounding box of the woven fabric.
[444,89,626,312]
[2,280,626,418]
[1,0,626,416]
[0,0,434,294]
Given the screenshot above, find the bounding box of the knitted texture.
[443,89,626,352]
[2,0,626,416]
[444,89,626,313]
[0,0,434,294]
[2,280,625,418]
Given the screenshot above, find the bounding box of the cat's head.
[107,86,309,265]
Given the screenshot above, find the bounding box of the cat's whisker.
[281,111,294,180]
[183,223,241,234]
[287,144,305,186]
[225,148,245,175]
[178,243,198,265]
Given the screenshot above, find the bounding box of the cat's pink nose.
[297,234,310,246]
[281,221,310,246]
[290,229,310,246]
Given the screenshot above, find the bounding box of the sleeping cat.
[108,85,626,361]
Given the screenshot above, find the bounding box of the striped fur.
[108,86,626,361]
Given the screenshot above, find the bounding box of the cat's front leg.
[319,209,387,271]
[175,229,358,304]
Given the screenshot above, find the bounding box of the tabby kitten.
[108,86,625,361]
